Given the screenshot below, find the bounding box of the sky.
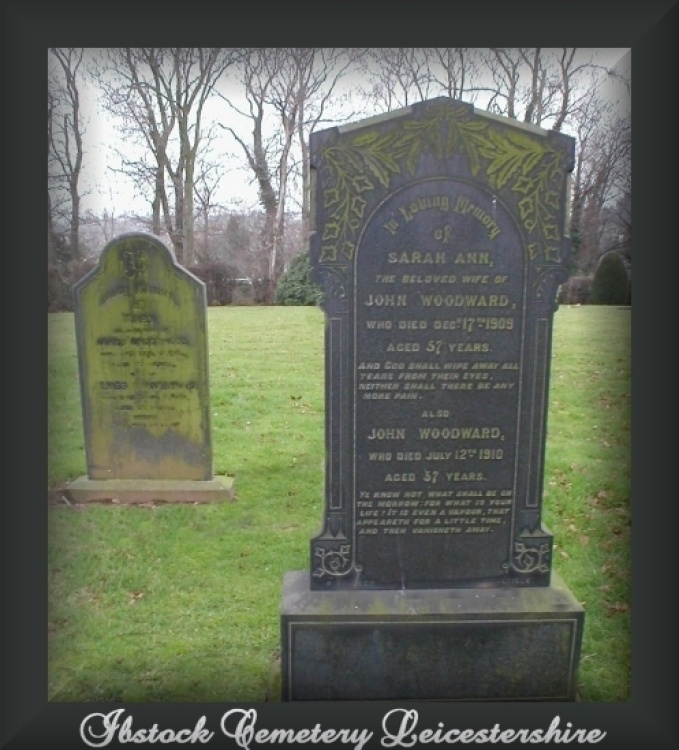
[72,48,630,219]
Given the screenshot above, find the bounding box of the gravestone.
[281,98,584,700]
[64,233,234,504]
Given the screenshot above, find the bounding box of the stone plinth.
[64,476,234,505]
[281,569,583,701]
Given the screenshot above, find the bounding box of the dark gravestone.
[281,98,583,700]
[65,233,233,503]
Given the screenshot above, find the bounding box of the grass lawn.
[47,304,630,702]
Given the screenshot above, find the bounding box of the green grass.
[543,305,631,701]
[47,304,631,702]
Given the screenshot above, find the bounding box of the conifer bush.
[186,260,238,306]
[274,252,323,306]
[591,252,630,305]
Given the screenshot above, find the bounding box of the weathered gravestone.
[281,98,584,700]
[65,233,234,504]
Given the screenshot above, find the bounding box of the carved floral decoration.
[318,102,565,265]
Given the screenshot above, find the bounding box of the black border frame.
[4,1,675,746]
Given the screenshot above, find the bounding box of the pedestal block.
[281,570,583,701]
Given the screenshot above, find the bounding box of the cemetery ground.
[47,305,630,702]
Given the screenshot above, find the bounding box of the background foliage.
[48,48,631,309]
[274,253,323,306]
[591,251,631,305]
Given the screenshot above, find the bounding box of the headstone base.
[281,570,583,701]
[63,476,235,504]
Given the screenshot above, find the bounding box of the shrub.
[47,265,73,312]
[48,257,98,312]
[559,275,592,305]
[591,252,630,305]
[274,252,323,306]
[185,260,238,306]
[231,280,256,306]
[251,278,271,305]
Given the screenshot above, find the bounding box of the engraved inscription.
[73,234,211,481]
[353,179,525,583]
[310,98,573,589]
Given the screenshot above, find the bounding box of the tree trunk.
[70,192,80,260]
[183,158,195,266]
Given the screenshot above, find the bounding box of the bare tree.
[561,55,630,272]
[356,48,600,131]
[217,49,278,298]
[47,87,58,266]
[98,48,177,239]
[568,79,604,269]
[174,49,239,265]
[75,47,629,297]
[482,48,524,120]
[218,48,337,301]
[224,211,256,278]
[293,49,365,248]
[193,154,226,262]
[362,47,484,118]
[98,48,238,264]
[574,113,631,272]
[360,48,434,112]
[48,47,86,261]
[479,48,601,131]
[425,48,481,102]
